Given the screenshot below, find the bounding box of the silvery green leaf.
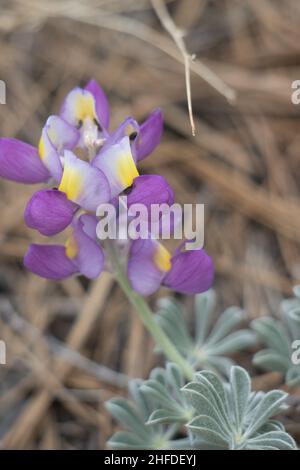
[157,297,182,315]
[184,367,295,450]
[286,367,300,387]
[247,391,265,414]
[205,356,234,376]
[191,414,229,440]
[107,365,295,451]
[143,363,188,418]
[195,290,216,344]
[182,382,230,434]
[191,437,227,450]
[292,285,300,299]
[106,365,188,450]
[253,349,291,374]
[187,415,228,447]
[230,366,250,430]
[156,301,193,355]
[165,362,185,390]
[246,431,296,450]
[251,289,300,385]
[147,408,188,425]
[286,307,300,340]
[195,371,231,428]
[128,379,152,419]
[245,445,278,450]
[185,380,222,419]
[168,438,194,450]
[156,291,255,376]
[259,420,285,433]
[206,307,244,345]
[196,371,227,405]
[282,298,299,314]
[149,367,166,386]
[106,398,150,439]
[206,330,256,356]
[252,317,291,357]
[246,390,287,436]
[108,431,152,450]
[141,380,179,411]
[157,298,188,339]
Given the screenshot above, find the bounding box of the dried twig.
[151,0,196,135]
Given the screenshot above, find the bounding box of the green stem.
[109,247,194,380]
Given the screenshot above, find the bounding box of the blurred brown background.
[0,0,300,449]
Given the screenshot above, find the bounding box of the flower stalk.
[108,244,194,380]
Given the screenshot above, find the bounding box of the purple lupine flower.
[0,79,214,296]
[24,214,104,280]
[128,239,214,296]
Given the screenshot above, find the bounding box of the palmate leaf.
[106,364,192,450]
[252,286,300,386]
[156,290,256,377]
[107,364,296,450]
[143,363,193,425]
[184,366,297,450]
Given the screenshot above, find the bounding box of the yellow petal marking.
[65,235,78,259]
[154,244,172,273]
[59,165,83,202]
[38,136,45,160]
[75,94,96,122]
[117,152,139,188]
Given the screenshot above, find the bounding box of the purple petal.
[79,214,98,241]
[84,79,110,130]
[96,117,140,162]
[60,87,98,129]
[71,216,104,279]
[38,116,79,183]
[59,150,111,210]
[0,138,50,184]
[24,244,77,280]
[127,175,174,207]
[163,248,214,294]
[24,189,77,236]
[135,109,163,162]
[39,127,63,183]
[46,115,79,151]
[128,239,168,296]
[127,175,175,237]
